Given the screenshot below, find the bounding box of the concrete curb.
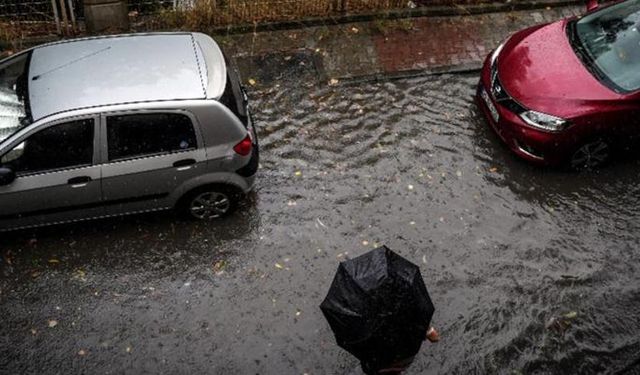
[338,64,483,86]
[210,0,583,35]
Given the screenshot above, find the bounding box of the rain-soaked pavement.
[2,73,640,375]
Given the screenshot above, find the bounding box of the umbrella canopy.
[320,246,435,370]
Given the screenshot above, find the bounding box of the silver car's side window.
[0,119,94,175]
[106,113,197,161]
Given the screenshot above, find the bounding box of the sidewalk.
[219,4,582,86]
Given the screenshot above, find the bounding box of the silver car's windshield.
[573,0,640,92]
[0,52,31,144]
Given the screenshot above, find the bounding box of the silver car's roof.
[28,33,225,121]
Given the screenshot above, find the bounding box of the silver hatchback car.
[0,32,258,231]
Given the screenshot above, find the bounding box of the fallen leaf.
[294,170,302,177]
[407,184,414,190]
[295,310,302,316]
[275,263,284,269]
[126,346,132,353]
[362,240,369,246]
[78,349,86,356]
[563,311,578,319]
[212,260,226,273]
[47,320,58,328]
[328,78,339,86]
[48,259,60,264]
[248,78,256,86]
[489,167,498,173]
[351,27,359,33]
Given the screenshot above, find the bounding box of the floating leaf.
[212,260,227,274]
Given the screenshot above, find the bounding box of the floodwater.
[2,73,640,374]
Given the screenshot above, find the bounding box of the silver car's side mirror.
[0,167,16,186]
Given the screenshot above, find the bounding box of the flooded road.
[2,73,640,374]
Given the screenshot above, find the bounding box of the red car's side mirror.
[586,0,599,12]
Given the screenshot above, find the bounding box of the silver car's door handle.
[173,159,196,171]
[68,176,92,188]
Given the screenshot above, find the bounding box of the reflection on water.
[1,74,639,374]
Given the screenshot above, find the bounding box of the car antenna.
[32,46,111,81]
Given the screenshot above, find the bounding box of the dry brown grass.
[142,0,420,30]
[1,22,27,52]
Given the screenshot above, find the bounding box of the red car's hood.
[497,20,623,116]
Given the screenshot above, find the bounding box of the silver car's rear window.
[0,52,31,143]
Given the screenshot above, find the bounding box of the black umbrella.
[320,245,435,371]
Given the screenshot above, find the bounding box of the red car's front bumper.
[475,57,573,167]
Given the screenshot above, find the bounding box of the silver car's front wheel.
[570,140,610,171]
[180,186,240,220]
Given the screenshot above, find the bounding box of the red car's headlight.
[519,110,569,132]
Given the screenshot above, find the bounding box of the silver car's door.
[100,111,207,216]
[0,116,102,230]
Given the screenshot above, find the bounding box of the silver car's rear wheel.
[179,185,240,220]
[570,140,610,170]
[189,191,231,219]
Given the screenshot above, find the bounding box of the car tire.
[569,139,611,171]
[178,185,242,220]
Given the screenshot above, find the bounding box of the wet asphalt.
[2,73,640,375]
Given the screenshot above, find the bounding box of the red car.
[477,0,640,169]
